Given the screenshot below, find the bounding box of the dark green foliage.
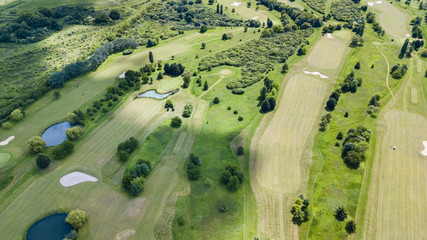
[149,51,154,63]
[221,165,243,191]
[319,113,332,131]
[36,154,51,169]
[146,38,158,47]
[199,30,313,90]
[94,13,110,24]
[334,207,348,221]
[291,195,310,225]
[182,72,191,88]
[354,62,360,69]
[337,132,343,140]
[200,25,208,33]
[237,146,244,156]
[182,105,192,118]
[390,64,408,79]
[177,216,185,226]
[411,25,423,39]
[326,98,337,111]
[297,45,307,56]
[301,0,326,13]
[345,220,356,234]
[170,116,182,128]
[331,0,363,22]
[344,112,349,118]
[164,63,185,76]
[222,33,233,40]
[117,137,138,162]
[350,35,364,47]
[281,63,289,74]
[341,126,371,169]
[129,177,145,196]
[218,202,229,212]
[157,72,164,80]
[203,81,208,91]
[65,230,78,240]
[187,153,202,180]
[400,39,410,57]
[52,141,74,160]
[238,116,243,121]
[121,159,152,195]
[259,77,278,113]
[213,97,220,104]
[340,71,362,93]
[109,9,121,20]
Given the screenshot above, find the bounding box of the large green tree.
[27,136,46,154]
[66,209,88,229]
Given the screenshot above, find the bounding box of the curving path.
[376,46,394,98]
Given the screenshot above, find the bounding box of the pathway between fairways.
[377,46,394,99]
[198,74,224,99]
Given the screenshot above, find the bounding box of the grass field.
[0,152,11,167]
[250,30,352,240]
[360,56,427,239]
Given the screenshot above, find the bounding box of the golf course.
[0,0,425,239]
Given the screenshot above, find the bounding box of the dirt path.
[376,46,394,98]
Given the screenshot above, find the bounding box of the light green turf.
[0,153,11,167]
[157,78,182,93]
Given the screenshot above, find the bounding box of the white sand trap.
[326,33,333,39]
[119,71,126,79]
[304,71,329,79]
[375,1,382,4]
[60,171,98,187]
[251,16,259,20]
[406,34,411,37]
[368,2,374,6]
[0,136,15,146]
[421,141,427,156]
[231,1,241,6]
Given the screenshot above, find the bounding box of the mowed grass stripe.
[370,1,410,38]
[256,75,328,193]
[306,33,350,70]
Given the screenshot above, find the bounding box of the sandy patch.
[115,229,136,240]
[368,2,374,6]
[119,71,126,79]
[220,69,232,75]
[406,34,411,37]
[251,16,259,20]
[0,136,15,146]
[60,171,98,187]
[326,33,333,39]
[421,141,427,156]
[231,1,241,6]
[376,1,382,4]
[304,71,329,79]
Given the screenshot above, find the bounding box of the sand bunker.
[406,34,411,37]
[60,171,98,187]
[251,16,259,20]
[220,69,232,75]
[326,33,333,39]
[0,136,15,146]
[119,71,126,79]
[421,141,427,156]
[231,1,241,6]
[304,71,329,79]
[368,1,382,6]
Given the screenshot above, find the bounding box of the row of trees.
[117,137,139,162]
[366,94,381,118]
[258,77,278,113]
[366,12,385,36]
[48,38,138,88]
[187,153,201,180]
[334,206,356,234]
[400,38,424,58]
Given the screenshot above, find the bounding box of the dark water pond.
[41,121,71,147]
[137,90,174,99]
[26,213,72,240]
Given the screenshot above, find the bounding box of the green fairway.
[157,78,182,93]
[0,153,11,167]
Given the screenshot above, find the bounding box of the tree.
[200,25,208,33]
[149,51,154,64]
[109,9,121,20]
[208,0,214,4]
[267,18,273,28]
[66,126,83,141]
[227,176,240,191]
[146,38,157,47]
[217,4,220,13]
[237,146,244,156]
[53,141,74,159]
[222,33,228,40]
[297,45,307,55]
[201,42,206,49]
[129,177,145,196]
[10,109,24,121]
[27,136,46,154]
[94,13,110,24]
[157,72,163,80]
[170,117,182,128]
[213,97,220,104]
[36,154,51,169]
[345,220,356,234]
[354,62,360,69]
[337,132,343,140]
[326,97,337,111]
[334,207,348,221]
[281,63,288,74]
[66,209,88,229]
[220,4,223,15]
[203,81,208,91]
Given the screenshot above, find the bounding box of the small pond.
[137,90,176,100]
[26,213,72,240]
[41,121,71,147]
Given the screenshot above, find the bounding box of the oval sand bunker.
[60,171,98,187]
[0,136,15,146]
[421,141,427,156]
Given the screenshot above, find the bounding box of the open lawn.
[0,153,11,167]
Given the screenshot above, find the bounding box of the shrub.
[237,146,244,156]
[52,141,74,159]
[182,105,192,118]
[345,220,356,234]
[221,165,243,191]
[213,97,220,104]
[170,117,182,128]
[10,109,24,121]
[117,137,138,162]
[334,207,348,221]
[129,177,145,196]
[36,154,51,169]
[27,136,46,154]
[177,216,185,226]
[238,116,243,121]
[66,209,88,229]
[200,25,208,33]
[66,126,83,141]
[218,202,229,212]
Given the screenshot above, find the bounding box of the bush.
[238,116,243,121]
[117,137,138,162]
[200,25,208,33]
[27,136,46,154]
[345,220,356,234]
[66,126,83,141]
[177,216,185,226]
[182,105,192,118]
[213,97,220,104]
[334,207,348,221]
[66,209,88,229]
[10,109,24,121]
[218,202,229,212]
[237,146,244,156]
[36,154,51,169]
[129,177,145,196]
[170,117,182,128]
[187,153,201,180]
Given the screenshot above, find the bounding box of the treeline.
[330,0,363,22]
[410,16,423,39]
[258,0,323,28]
[366,12,385,36]
[301,0,326,13]
[258,77,278,113]
[199,29,313,93]
[399,38,424,58]
[141,0,242,27]
[48,38,138,88]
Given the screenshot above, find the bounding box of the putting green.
[157,78,181,93]
[0,153,11,166]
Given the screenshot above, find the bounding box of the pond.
[26,213,72,240]
[137,90,176,100]
[41,121,71,147]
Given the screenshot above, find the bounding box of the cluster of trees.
[199,29,313,92]
[366,94,381,118]
[366,12,385,36]
[340,71,362,93]
[170,116,182,128]
[27,136,46,154]
[258,77,278,113]
[319,113,332,132]
[325,90,340,111]
[66,126,83,141]
[117,137,139,162]
[182,105,192,118]
[122,159,151,196]
[220,165,243,192]
[290,195,310,225]
[221,33,233,40]
[410,16,423,39]
[400,38,424,58]
[2,109,25,128]
[164,63,185,76]
[67,111,85,126]
[48,38,138,88]
[322,24,342,34]
[216,4,224,15]
[301,0,326,13]
[52,141,75,160]
[182,72,191,88]
[330,0,363,22]
[141,0,242,27]
[350,34,364,47]
[390,63,408,79]
[66,209,88,230]
[165,99,175,111]
[341,126,371,169]
[187,153,201,180]
[258,0,322,28]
